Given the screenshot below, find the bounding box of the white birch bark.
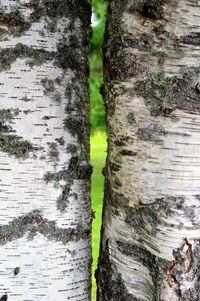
[0,1,91,300]
[97,1,200,300]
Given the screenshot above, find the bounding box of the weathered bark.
[97,1,200,300]
[0,1,91,300]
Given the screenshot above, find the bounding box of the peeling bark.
[97,1,200,300]
[0,1,91,300]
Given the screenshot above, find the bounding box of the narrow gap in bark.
[89,1,107,300]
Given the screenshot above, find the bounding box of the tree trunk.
[0,1,91,300]
[97,1,200,300]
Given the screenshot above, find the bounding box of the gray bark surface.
[0,1,91,300]
[97,1,200,300]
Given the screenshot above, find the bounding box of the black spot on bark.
[120,150,138,156]
[141,1,165,20]
[0,295,7,301]
[14,267,20,275]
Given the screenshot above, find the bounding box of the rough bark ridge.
[0,1,91,300]
[97,1,200,300]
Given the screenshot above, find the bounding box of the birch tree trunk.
[0,1,91,300]
[97,1,200,300]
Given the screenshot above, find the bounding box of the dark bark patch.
[117,241,156,269]
[55,136,65,146]
[0,10,29,36]
[180,32,200,46]
[127,0,166,20]
[66,144,77,154]
[24,0,91,30]
[120,150,138,156]
[44,156,92,211]
[47,142,59,162]
[124,34,155,51]
[137,122,166,142]
[96,240,134,301]
[135,69,200,115]
[0,210,87,245]
[0,295,7,301]
[141,1,165,20]
[0,109,38,159]
[109,162,121,172]
[64,116,87,143]
[56,35,88,74]
[111,192,129,209]
[41,78,55,94]
[0,43,53,71]
[127,112,136,125]
[0,135,38,159]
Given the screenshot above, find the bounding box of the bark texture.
[97,1,200,300]
[0,1,91,300]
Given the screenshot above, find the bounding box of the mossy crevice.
[96,240,134,301]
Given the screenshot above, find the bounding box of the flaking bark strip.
[0,210,88,245]
[183,238,193,273]
[163,261,181,299]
